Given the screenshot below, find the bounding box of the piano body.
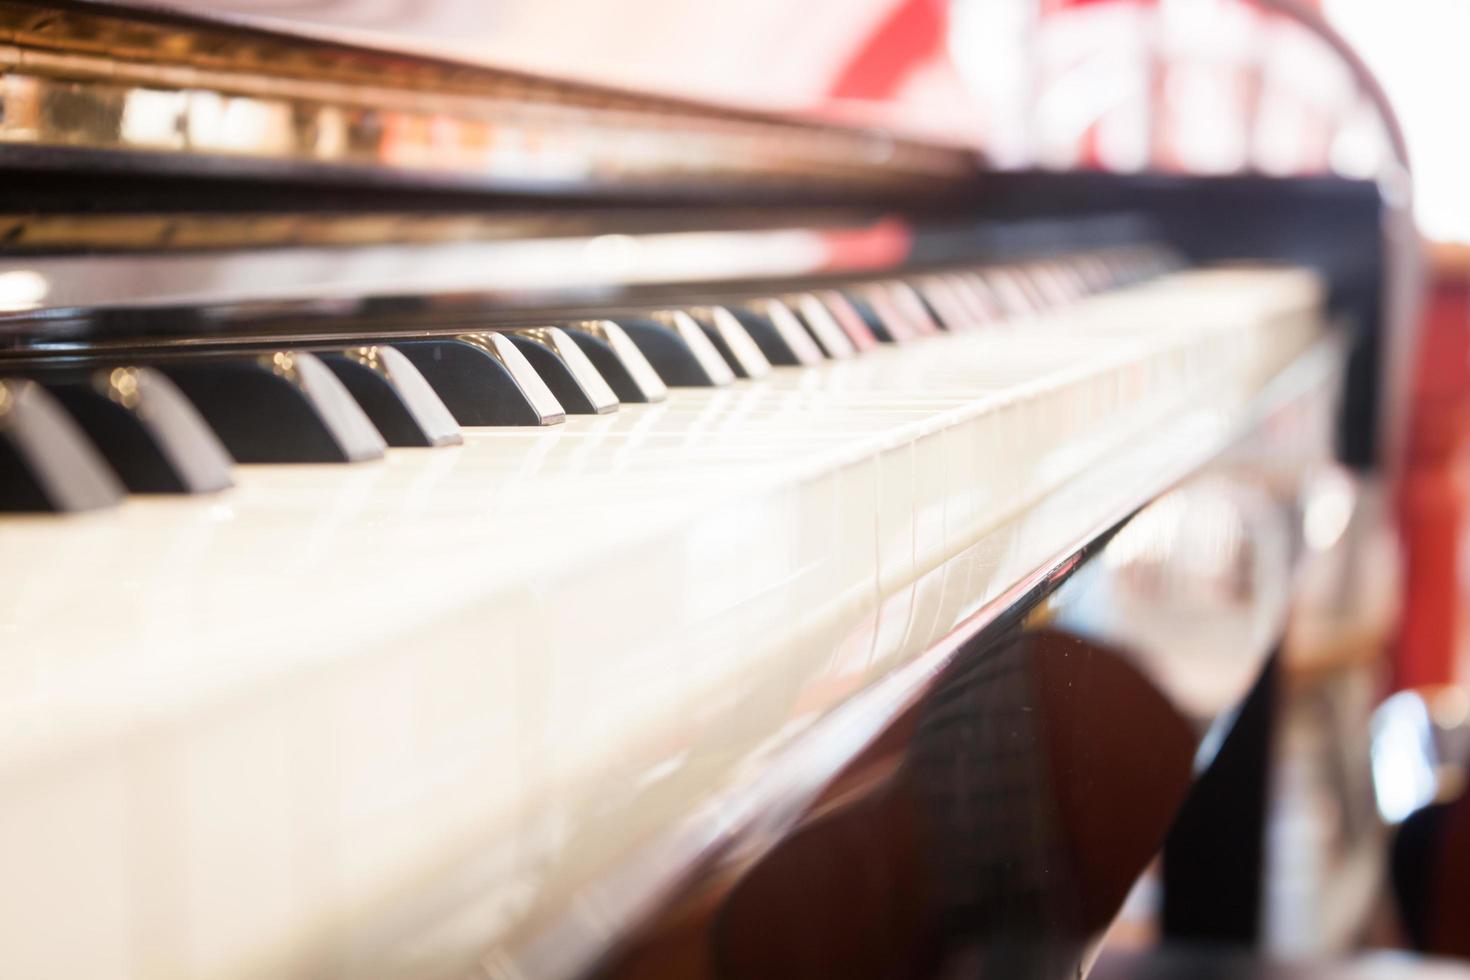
[0,1,1411,978]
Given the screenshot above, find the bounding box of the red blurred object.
[1395,254,1470,690]
[819,218,914,273]
[829,0,947,100]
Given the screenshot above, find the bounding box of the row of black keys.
[0,247,1175,513]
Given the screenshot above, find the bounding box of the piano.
[0,2,1414,978]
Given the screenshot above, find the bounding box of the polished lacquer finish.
[602,364,1343,979]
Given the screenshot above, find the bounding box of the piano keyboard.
[0,253,1326,979]
[0,246,1162,511]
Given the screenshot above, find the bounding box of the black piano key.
[507,327,619,415]
[1038,260,1086,303]
[393,334,565,426]
[952,272,1004,323]
[0,377,125,512]
[687,306,771,379]
[649,311,739,385]
[319,347,463,447]
[906,279,955,331]
[912,276,971,332]
[614,314,734,387]
[1075,255,1113,293]
[985,268,1043,316]
[561,320,668,404]
[1019,265,1061,310]
[41,367,234,493]
[840,291,897,344]
[886,281,944,335]
[727,302,823,366]
[786,293,857,359]
[161,352,386,463]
